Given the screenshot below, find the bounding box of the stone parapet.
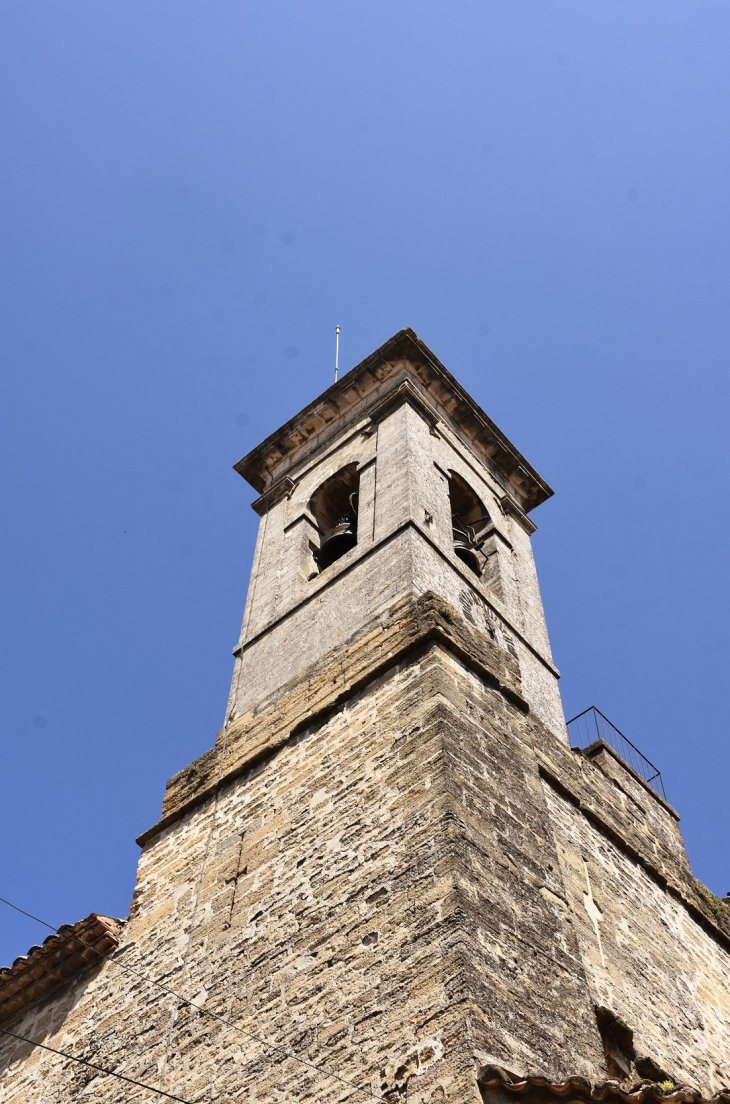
[533,726,730,947]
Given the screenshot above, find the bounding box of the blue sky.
[1,1,729,964]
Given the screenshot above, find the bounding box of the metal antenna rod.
[334,326,340,383]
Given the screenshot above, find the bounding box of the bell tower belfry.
[226,328,566,744]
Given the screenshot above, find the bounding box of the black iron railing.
[566,706,667,800]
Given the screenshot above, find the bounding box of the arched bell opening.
[447,471,490,576]
[310,463,360,572]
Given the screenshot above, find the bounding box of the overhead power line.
[0,893,382,1101]
[0,1025,194,1102]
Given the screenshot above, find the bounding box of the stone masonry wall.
[543,779,730,1093]
[1,602,599,1104]
[3,600,728,1103]
[6,336,727,1102]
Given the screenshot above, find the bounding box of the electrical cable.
[0,1025,194,1102]
[0,893,382,1101]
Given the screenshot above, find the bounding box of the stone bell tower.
[225,327,565,744]
[2,329,729,1104]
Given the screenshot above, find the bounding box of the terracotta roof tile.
[478,1066,730,1104]
[0,913,123,1024]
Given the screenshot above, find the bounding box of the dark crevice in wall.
[596,1006,635,1079]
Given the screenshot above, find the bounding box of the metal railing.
[566,706,667,800]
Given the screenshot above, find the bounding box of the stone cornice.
[233,329,553,514]
[500,492,538,535]
[366,376,441,429]
[250,475,296,516]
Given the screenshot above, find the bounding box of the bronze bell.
[317,493,359,571]
[451,513,488,575]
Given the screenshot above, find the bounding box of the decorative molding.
[367,377,440,430]
[480,523,514,552]
[233,328,554,513]
[250,476,296,516]
[500,492,538,535]
[282,511,319,536]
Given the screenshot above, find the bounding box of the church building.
[2,329,729,1102]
